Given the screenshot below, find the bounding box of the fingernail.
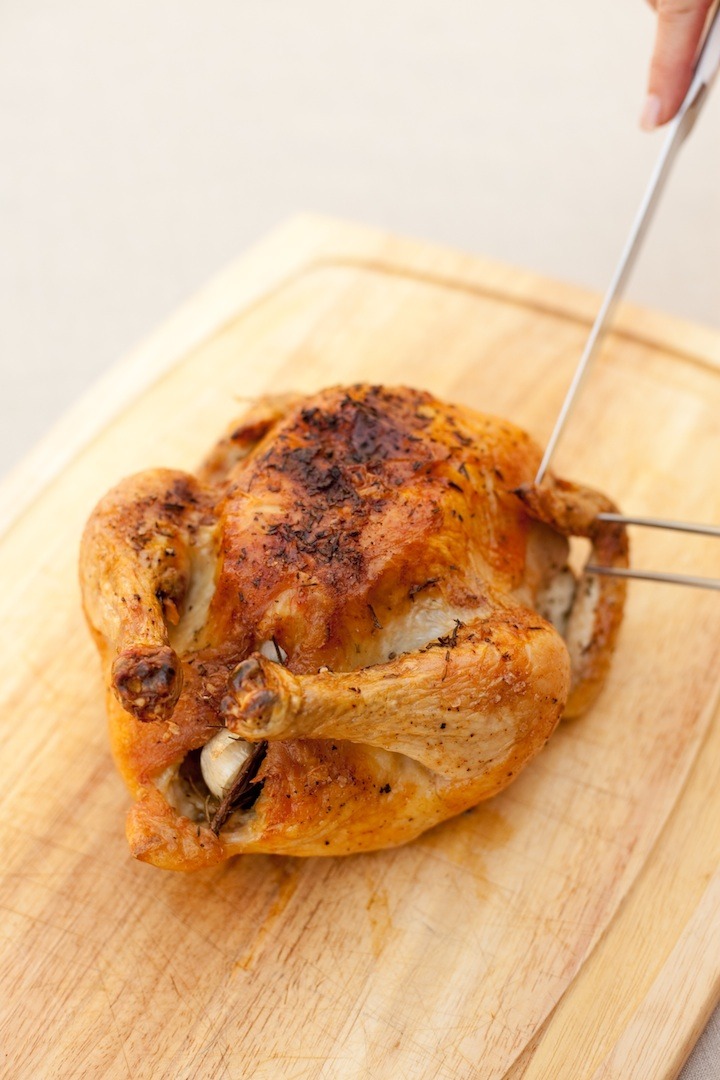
[640,94,661,132]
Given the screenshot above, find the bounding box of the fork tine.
[587,512,720,590]
[586,565,720,592]
[596,513,720,538]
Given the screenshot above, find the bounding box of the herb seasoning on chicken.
[80,384,628,870]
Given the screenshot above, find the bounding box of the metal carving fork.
[536,4,720,592]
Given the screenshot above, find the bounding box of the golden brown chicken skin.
[80,385,628,870]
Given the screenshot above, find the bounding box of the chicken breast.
[80,384,628,870]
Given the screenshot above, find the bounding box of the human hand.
[641,0,713,129]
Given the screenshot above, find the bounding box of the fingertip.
[639,93,662,131]
[643,65,695,128]
[644,0,712,128]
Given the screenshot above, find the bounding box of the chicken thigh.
[80,384,628,870]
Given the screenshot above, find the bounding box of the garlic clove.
[200,728,253,798]
[258,638,288,664]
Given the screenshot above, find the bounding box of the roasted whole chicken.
[80,384,628,870]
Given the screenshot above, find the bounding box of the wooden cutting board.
[1,217,718,1080]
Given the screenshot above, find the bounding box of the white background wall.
[2,2,719,475]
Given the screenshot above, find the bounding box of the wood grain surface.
[0,217,718,1080]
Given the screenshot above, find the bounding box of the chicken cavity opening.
[158,637,285,830]
[158,733,267,834]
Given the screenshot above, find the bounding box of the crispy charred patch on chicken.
[81,384,628,868]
